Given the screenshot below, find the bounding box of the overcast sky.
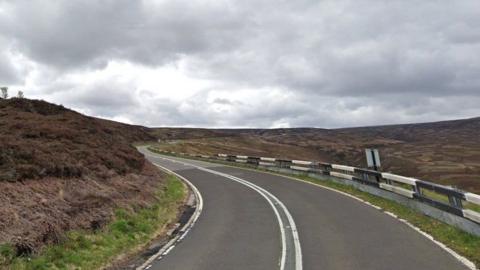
[1,0,479,128]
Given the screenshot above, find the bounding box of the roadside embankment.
[0,98,187,269]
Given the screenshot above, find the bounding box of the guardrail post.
[206,151,480,227]
[360,172,368,182]
[449,195,463,208]
[412,184,420,196]
[384,176,391,185]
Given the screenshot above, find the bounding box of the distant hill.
[0,98,162,251]
[340,117,480,143]
[2,97,478,253]
[151,117,480,193]
[153,127,235,140]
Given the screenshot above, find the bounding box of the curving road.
[139,147,471,270]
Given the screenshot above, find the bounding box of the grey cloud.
[62,85,139,117]
[1,0,480,128]
[0,0,250,69]
[0,54,19,84]
[212,98,235,105]
[0,36,21,84]
[183,0,480,98]
[118,90,480,129]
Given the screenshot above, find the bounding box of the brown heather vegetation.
[0,98,163,253]
[152,117,480,193]
[1,97,479,257]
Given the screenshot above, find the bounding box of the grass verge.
[0,174,186,270]
[148,147,480,267]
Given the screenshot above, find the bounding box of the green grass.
[420,188,451,204]
[419,187,480,213]
[0,175,186,270]
[465,202,480,213]
[148,146,480,267]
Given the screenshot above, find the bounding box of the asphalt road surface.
[139,147,470,270]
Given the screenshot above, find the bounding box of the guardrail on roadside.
[153,149,480,230]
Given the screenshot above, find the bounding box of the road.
[139,147,470,270]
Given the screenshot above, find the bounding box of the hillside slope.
[0,98,161,252]
[151,118,480,192]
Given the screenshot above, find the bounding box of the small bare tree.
[17,90,24,98]
[1,87,8,99]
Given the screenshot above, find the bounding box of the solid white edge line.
[247,168,477,270]
[157,153,476,270]
[155,154,302,270]
[395,216,477,270]
[136,163,204,270]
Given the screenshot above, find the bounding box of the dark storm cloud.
[1,0,480,127]
[185,1,480,97]
[0,0,249,69]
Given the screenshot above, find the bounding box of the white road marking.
[238,167,478,270]
[145,150,477,270]
[153,154,303,270]
[135,161,204,270]
[163,245,175,255]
